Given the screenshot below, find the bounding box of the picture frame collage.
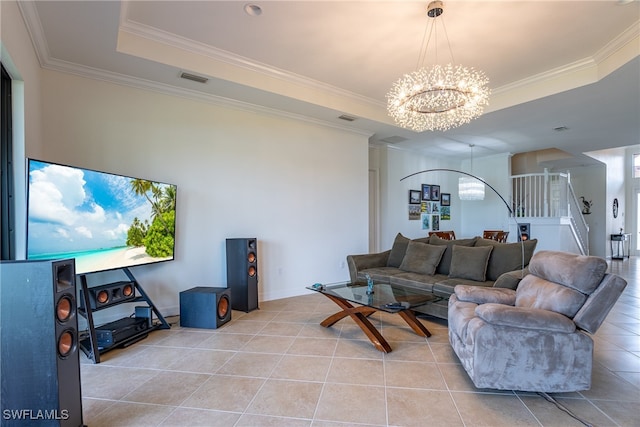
[408,184,451,229]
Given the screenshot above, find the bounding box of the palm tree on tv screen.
[128,179,175,257]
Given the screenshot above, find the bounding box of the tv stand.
[77,267,170,363]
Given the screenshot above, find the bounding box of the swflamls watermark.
[2,409,70,421]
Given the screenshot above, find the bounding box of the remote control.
[385,302,404,309]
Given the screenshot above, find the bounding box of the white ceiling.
[17,1,640,167]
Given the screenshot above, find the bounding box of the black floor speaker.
[518,223,531,241]
[226,238,259,312]
[0,259,84,426]
[179,287,231,329]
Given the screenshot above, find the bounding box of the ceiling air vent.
[338,114,357,122]
[180,72,209,84]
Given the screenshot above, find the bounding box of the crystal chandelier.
[459,144,485,200]
[387,1,490,132]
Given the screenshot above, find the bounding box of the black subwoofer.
[226,238,258,312]
[80,280,135,310]
[180,286,231,329]
[0,259,84,426]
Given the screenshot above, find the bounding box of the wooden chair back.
[429,230,456,240]
[483,230,509,242]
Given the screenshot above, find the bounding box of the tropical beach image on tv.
[26,159,177,275]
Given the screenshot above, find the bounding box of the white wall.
[1,0,46,259]
[587,147,627,259]
[370,145,458,249]
[370,145,515,249]
[459,153,513,239]
[30,69,370,320]
[566,164,607,257]
[506,218,580,253]
[624,145,640,255]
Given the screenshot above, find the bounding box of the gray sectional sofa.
[346,233,538,319]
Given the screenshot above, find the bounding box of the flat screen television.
[26,159,177,275]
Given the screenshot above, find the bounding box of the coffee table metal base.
[318,293,431,353]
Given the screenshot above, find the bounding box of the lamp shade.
[458,176,485,200]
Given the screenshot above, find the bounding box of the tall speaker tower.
[226,238,259,312]
[0,259,84,426]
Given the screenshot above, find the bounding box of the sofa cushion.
[357,267,403,283]
[515,274,587,318]
[389,272,436,292]
[399,241,446,275]
[474,238,538,281]
[527,250,607,294]
[387,233,411,267]
[428,235,477,275]
[449,245,493,282]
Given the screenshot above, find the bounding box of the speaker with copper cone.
[226,238,259,312]
[179,287,232,329]
[80,280,136,310]
[0,259,84,426]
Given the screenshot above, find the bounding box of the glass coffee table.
[307,281,441,353]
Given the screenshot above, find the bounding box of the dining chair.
[428,230,456,240]
[483,230,501,240]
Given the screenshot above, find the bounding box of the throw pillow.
[428,235,477,275]
[398,241,447,275]
[387,233,410,267]
[449,245,493,282]
[474,238,538,281]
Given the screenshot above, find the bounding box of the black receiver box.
[96,317,149,348]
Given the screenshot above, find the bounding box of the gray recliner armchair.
[448,250,627,392]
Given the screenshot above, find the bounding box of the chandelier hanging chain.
[439,14,455,65]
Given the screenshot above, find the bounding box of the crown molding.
[17,0,371,138]
[16,1,50,67]
[39,56,373,138]
[118,18,383,110]
[16,1,639,134]
[492,20,639,98]
[593,20,640,64]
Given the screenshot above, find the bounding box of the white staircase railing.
[511,169,589,255]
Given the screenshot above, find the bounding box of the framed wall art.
[431,185,440,201]
[441,206,451,220]
[421,213,430,230]
[409,190,421,204]
[441,193,451,206]
[421,184,431,201]
[409,205,421,220]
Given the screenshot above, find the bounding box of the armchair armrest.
[454,285,516,305]
[346,250,390,283]
[493,268,529,290]
[475,304,576,333]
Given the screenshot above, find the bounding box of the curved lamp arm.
[400,168,513,216]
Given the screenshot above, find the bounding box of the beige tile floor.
[81,258,640,426]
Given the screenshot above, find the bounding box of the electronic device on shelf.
[95,316,149,349]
